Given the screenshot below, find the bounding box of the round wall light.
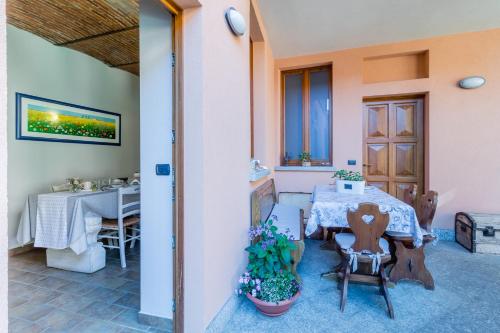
[225,7,246,36]
[458,76,486,89]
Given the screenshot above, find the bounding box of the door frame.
[362,92,429,195]
[159,1,184,332]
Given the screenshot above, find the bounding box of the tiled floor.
[8,245,167,333]
[222,239,500,333]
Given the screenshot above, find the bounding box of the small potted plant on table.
[333,169,366,194]
[236,220,301,316]
[299,152,311,167]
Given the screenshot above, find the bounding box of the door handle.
[362,164,373,167]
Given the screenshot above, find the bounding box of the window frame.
[280,65,333,166]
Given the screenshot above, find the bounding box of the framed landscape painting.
[16,93,121,146]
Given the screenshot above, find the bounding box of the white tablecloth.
[306,185,423,247]
[17,190,119,254]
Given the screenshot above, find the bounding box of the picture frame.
[16,93,121,146]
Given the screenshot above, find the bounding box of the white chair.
[98,186,141,268]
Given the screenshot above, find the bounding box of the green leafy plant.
[245,220,297,280]
[333,169,364,181]
[298,151,311,162]
[236,220,301,302]
[259,272,300,303]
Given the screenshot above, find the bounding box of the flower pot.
[336,180,365,194]
[302,161,311,167]
[246,291,301,317]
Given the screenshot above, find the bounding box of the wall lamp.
[225,7,246,36]
[458,76,486,89]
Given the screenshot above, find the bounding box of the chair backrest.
[402,184,418,207]
[52,183,70,192]
[416,191,438,232]
[118,186,141,219]
[251,179,277,227]
[278,192,312,219]
[347,203,389,253]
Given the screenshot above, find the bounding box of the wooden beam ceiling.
[7,0,139,75]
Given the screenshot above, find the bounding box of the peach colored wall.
[274,28,500,230]
[181,0,275,331]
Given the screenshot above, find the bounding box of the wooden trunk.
[455,212,500,254]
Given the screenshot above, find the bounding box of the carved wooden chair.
[386,191,438,289]
[335,203,394,319]
[402,184,418,207]
[251,179,305,279]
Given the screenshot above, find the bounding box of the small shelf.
[274,166,335,172]
[249,169,271,182]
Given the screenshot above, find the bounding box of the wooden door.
[363,98,424,201]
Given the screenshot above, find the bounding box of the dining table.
[17,189,120,255]
[305,184,423,247]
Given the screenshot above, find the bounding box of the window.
[281,65,332,166]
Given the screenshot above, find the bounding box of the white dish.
[111,184,123,188]
[80,189,93,192]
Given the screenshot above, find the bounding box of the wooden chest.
[455,212,500,254]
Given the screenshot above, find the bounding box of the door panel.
[395,103,417,137]
[366,143,388,176]
[368,181,388,193]
[366,104,388,138]
[363,98,424,199]
[394,143,416,177]
[140,1,174,319]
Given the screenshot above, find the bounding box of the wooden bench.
[251,179,305,279]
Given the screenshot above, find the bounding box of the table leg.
[320,228,336,251]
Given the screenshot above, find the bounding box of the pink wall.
[181,0,275,331]
[274,28,500,230]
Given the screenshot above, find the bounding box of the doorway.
[362,96,425,201]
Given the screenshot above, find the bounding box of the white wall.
[0,0,8,330]
[139,0,173,320]
[7,26,140,249]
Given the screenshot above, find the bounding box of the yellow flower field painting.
[16,93,121,146]
[27,104,117,139]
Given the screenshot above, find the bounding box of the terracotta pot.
[246,291,301,316]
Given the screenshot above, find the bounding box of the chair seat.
[335,233,390,254]
[102,216,140,229]
[269,203,302,240]
[385,227,433,240]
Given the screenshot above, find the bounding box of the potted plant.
[236,220,301,316]
[333,169,366,194]
[299,152,311,167]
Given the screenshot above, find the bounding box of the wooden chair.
[98,186,141,268]
[251,179,305,279]
[335,203,394,318]
[386,191,438,289]
[402,184,418,207]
